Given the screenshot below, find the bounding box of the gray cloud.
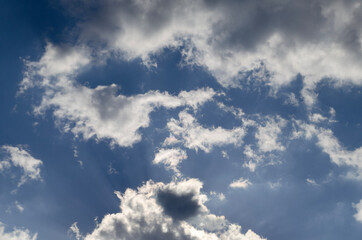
[157,190,201,220]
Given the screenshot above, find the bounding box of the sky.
[0,0,362,239]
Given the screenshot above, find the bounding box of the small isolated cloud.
[0,222,37,240]
[353,199,362,223]
[166,111,246,153]
[229,178,252,189]
[243,145,263,172]
[14,201,24,213]
[71,179,265,240]
[210,191,226,201]
[255,116,287,153]
[153,148,187,174]
[306,178,319,186]
[0,145,42,187]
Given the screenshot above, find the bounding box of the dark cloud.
[157,189,201,220]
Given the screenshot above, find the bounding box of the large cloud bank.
[50,0,362,106]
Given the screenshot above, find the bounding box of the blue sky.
[1,0,362,239]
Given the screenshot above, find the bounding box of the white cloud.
[255,116,287,153]
[0,145,43,187]
[210,191,226,201]
[242,145,263,172]
[19,43,90,94]
[353,199,362,223]
[283,93,299,106]
[308,113,328,123]
[14,201,24,213]
[221,151,229,159]
[229,178,252,189]
[294,122,362,179]
[28,71,215,147]
[71,178,265,240]
[306,178,319,186]
[69,222,82,240]
[153,148,187,174]
[46,0,362,107]
[165,111,246,153]
[0,222,37,240]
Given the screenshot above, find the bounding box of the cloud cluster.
[52,0,362,106]
[70,178,266,240]
[0,145,43,187]
[0,222,37,240]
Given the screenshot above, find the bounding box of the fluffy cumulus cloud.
[52,0,362,106]
[70,179,265,240]
[165,110,246,153]
[0,145,42,187]
[0,222,37,240]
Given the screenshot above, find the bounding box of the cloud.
[242,116,287,172]
[71,178,265,240]
[229,178,252,189]
[255,116,287,153]
[50,0,362,107]
[242,145,263,172]
[0,222,37,240]
[308,113,328,123]
[210,191,226,201]
[157,189,202,220]
[165,110,246,152]
[0,145,43,187]
[306,178,319,186]
[153,148,187,174]
[294,122,362,179]
[353,199,362,223]
[24,58,215,147]
[19,43,90,94]
[14,201,24,212]
[20,43,216,147]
